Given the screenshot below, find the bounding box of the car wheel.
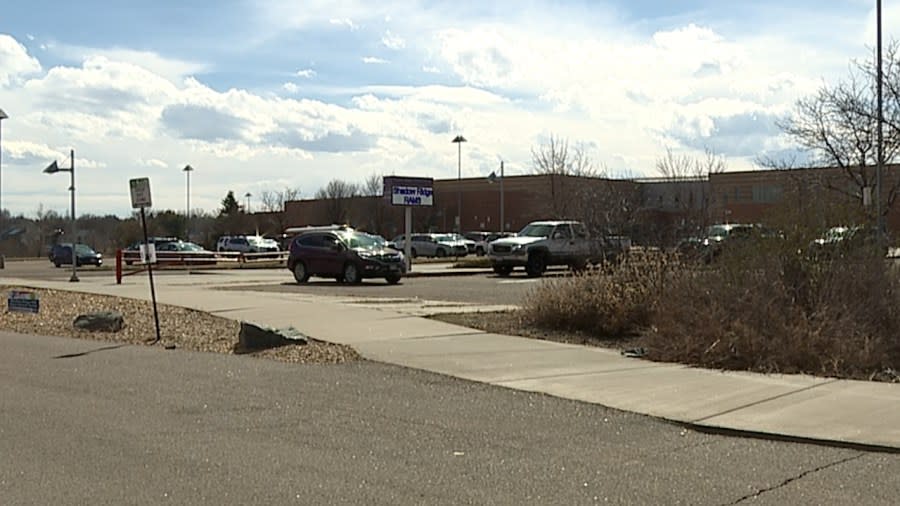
[435,248,447,258]
[410,248,418,259]
[493,265,512,277]
[292,261,310,283]
[525,252,547,277]
[343,263,362,284]
[54,261,61,268]
[385,273,402,285]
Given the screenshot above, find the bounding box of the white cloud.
[382,30,406,50]
[362,56,388,64]
[296,68,316,78]
[329,18,359,31]
[50,45,208,82]
[0,34,42,86]
[422,66,441,74]
[282,82,300,93]
[138,158,168,169]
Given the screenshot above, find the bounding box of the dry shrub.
[520,249,673,338]
[522,234,900,380]
[647,238,900,379]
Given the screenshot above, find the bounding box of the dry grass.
[0,285,360,364]
[448,241,900,382]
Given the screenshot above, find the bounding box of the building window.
[752,185,783,203]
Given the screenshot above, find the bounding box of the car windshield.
[518,224,554,238]
[434,235,455,242]
[74,244,96,254]
[339,232,383,249]
[178,242,205,251]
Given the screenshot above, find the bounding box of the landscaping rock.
[238,322,308,350]
[73,311,125,332]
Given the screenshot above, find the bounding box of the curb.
[404,268,492,278]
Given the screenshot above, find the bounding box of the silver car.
[391,233,468,258]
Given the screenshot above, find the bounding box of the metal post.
[404,206,412,272]
[876,0,885,240]
[69,149,78,282]
[0,109,6,269]
[452,135,466,233]
[140,206,162,344]
[457,141,462,233]
[500,160,505,233]
[183,165,193,239]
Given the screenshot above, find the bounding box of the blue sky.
[0,0,896,217]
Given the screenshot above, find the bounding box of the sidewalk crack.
[723,453,865,505]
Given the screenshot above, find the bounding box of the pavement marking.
[498,279,541,284]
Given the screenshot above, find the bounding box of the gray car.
[391,233,468,258]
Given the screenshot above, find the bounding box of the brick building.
[281,164,900,244]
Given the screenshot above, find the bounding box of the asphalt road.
[1,259,547,306]
[241,273,544,306]
[3,331,898,505]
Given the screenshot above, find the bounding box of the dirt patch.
[430,311,644,351]
[0,285,359,364]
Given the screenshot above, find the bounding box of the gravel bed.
[0,285,360,364]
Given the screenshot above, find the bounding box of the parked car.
[123,237,181,265]
[489,220,612,277]
[288,228,406,284]
[217,235,281,254]
[464,231,516,255]
[448,233,478,254]
[49,243,103,267]
[809,226,887,259]
[390,233,468,258]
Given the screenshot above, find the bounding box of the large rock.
[73,311,125,332]
[238,322,308,350]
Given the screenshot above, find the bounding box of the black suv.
[288,229,405,284]
[49,243,103,267]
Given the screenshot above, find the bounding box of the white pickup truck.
[488,220,627,277]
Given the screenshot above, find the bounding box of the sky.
[0,0,898,218]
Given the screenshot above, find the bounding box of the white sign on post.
[129,178,152,208]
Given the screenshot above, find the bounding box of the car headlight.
[358,251,375,259]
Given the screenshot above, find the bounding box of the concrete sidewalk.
[4,271,899,451]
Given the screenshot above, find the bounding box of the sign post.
[383,176,434,272]
[129,178,162,344]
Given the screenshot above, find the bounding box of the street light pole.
[0,109,7,268]
[245,192,252,214]
[452,135,467,233]
[43,149,78,282]
[183,165,193,239]
[876,0,885,239]
[500,160,505,233]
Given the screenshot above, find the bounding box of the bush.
[520,250,673,338]
[522,232,900,380]
[647,234,900,379]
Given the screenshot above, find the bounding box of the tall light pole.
[244,192,252,214]
[0,108,7,268]
[44,149,78,282]
[876,0,885,239]
[183,164,193,239]
[488,160,505,233]
[452,135,467,233]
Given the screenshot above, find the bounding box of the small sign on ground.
[8,290,39,314]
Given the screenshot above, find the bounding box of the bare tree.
[315,179,360,224]
[360,173,383,197]
[259,187,302,213]
[776,40,900,217]
[531,135,602,218]
[654,147,725,236]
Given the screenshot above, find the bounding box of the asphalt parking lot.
[3,259,556,306]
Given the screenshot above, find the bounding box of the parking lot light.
[43,149,78,282]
